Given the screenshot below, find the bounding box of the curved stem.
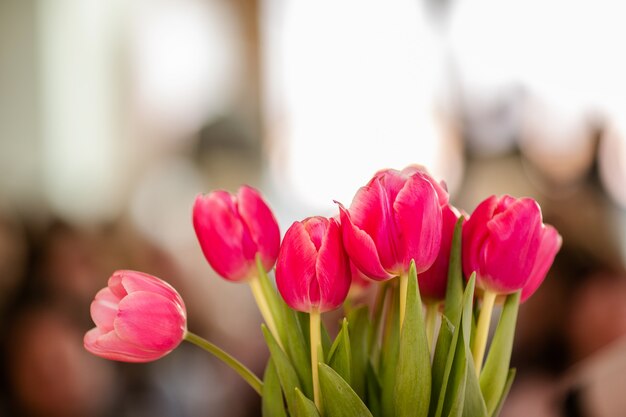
[472,290,497,376]
[184,331,263,395]
[310,309,322,412]
[399,273,408,329]
[248,275,283,350]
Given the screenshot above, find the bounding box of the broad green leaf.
[263,359,288,417]
[432,218,465,417]
[262,325,302,416]
[394,261,431,417]
[443,331,467,417]
[257,261,287,343]
[430,315,455,417]
[460,275,487,417]
[348,305,371,400]
[328,318,352,384]
[479,292,520,415]
[491,369,516,417]
[294,387,322,417]
[318,363,373,417]
[380,282,400,417]
[322,320,332,354]
[443,217,465,324]
[281,304,313,397]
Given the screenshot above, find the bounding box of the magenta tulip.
[84,270,187,363]
[276,216,351,312]
[462,195,562,298]
[339,166,449,280]
[419,204,462,301]
[193,186,280,282]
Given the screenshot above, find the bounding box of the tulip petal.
[84,327,164,363]
[90,287,121,332]
[114,292,187,352]
[419,205,461,301]
[394,172,443,274]
[276,221,319,311]
[193,192,253,281]
[401,165,449,207]
[349,171,406,271]
[338,205,394,281]
[480,198,543,293]
[521,225,562,302]
[462,195,499,280]
[115,270,185,309]
[237,186,281,272]
[315,218,351,312]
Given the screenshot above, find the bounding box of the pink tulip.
[276,216,351,312]
[339,166,449,280]
[462,195,562,298]
[84,270,187,362]
[419,204,462,301]
[193,186,280,282]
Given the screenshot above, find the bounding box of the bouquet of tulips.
[84,166,561,417]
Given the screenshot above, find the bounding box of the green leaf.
[318,363,373,417]
[322,319,332,354]
[380,282,400,417]
[281,304,314,398]
[491,369,516,417]
[479,292,520,415]
[430,315,456,417]
[366,361,382,417]
[262,359,288,417]
[294,387,322,417]
[262,325,302,416]
[257,261,287,343]
[348,306,371,400]
[328,318,352,384]
[460,275,487,417]
[443,217,465,324]
[394,261,431,417]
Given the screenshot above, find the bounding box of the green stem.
[472,290,497,376]
[310,309,322,412]
[248,274,283,350]
[425,302,439,354]
[399,273,409,330]
[185,331,263,395]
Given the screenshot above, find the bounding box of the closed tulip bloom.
[84,270,187,363]
[193,186,280,282]
[462,195,562,297]
[339,166,449,280]
[276,216,351,312]
[419,204,462,302]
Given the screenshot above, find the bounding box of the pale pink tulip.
[84,270,187,362]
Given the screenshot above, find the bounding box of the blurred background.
[1,0,626,416]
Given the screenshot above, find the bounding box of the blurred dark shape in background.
[2,0,626,416]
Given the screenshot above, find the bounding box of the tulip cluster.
[84,165,561,417]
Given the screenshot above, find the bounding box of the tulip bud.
[84,270,187,362]
[276,216,351,312]
[462,195,562,299]
[339,166,449,280]
[193,186,280,282]
[419,204,462,302]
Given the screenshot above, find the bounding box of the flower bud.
[193,186,280,281]
[339,166,449,280]
[419,204,462,302]
[84,270,187,362]
[276,216,351,312]
[462,195,562,299]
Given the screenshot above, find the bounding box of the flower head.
[276,216,351,312]
[462,195,561,299]
[339,165,449,280]
[84,270,187,362]
[193,186,280,281]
